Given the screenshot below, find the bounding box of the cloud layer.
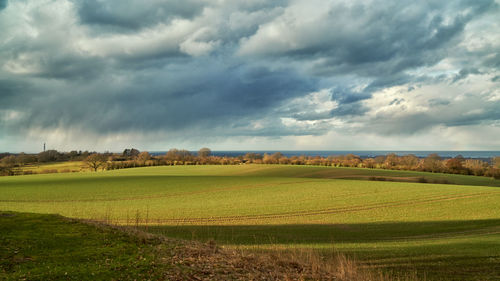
[0,0,499,151]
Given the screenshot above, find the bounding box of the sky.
[0,0,499,153]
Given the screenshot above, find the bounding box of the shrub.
[417,177,428,183]
[369,176,387,181]
[41,169,58,174]
[432,178,451,184]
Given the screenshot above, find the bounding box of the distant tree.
[84,154,107,172]
[445,156,465,174]
[123,148,140,158]
[16,153,36,166]
[384,153,398,168]
[493,157,500,169]
[400,154,419,170]
[165,149,179,162]
[272,152,284,160]
[0,153,11,160]
[165,149,192,162]
[464,159,487,176]
[373,156,386,167]
[289,155,302,165]
[137,151,151,165]
[262,153,274,164]
[244,153,263,162]
[0,165,13,176]
[81,151,90,159]
[422,154,443,173]
[343,154,361,167]
[0,155,17,176]
[198,148,212,158]
[68,150,79,160]
[38,150,60,162]
[1,155,16,167]
[363,158,376,168]
[130,148,140,158]
[15,153,26,166]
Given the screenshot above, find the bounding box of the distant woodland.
[1,148,499,179]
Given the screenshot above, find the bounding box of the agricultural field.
[19,161,85,174]
[1,165,499,280]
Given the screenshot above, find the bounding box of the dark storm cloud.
[285,87,372,121]
[37,55,108,80]
[368,113,435,135]
[364,74,413,93]
[484,53,500,69]
[428,98,450,107]
[331,87,371,105]
[452,68,481,83]
[245,1,496,72]
[6,61,316,135]
[324,87,371,117]
[389,98,405,106]
[0,79,27,106]
[330,102,369,117]
[0,0,499,147]
[364,99,500,135]
[74,0,206,31]
[74,0,289,38]
[291,111,332,122]
[240,0,497,109]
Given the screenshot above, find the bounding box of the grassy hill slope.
[0,211,400,281]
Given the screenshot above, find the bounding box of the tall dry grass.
[88,211,422,281]
[237,245,422,281]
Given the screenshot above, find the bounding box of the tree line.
[1,149,499,179]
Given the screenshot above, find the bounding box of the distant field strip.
[107,191,499,224]
[390,226,500,241]
[0,179,320,203]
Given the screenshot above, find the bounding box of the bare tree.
[423,153,443,173]
[84,154,106,172]
[0,155,16,176]
[198,148,211,158]
[137,151,151,165]
[493,157,500,169]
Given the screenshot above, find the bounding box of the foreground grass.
[1,165,499,280]
[0,211,174,280]
[0,211,410,281]
[147,220,500,281]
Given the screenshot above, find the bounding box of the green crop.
[1,165,499,280]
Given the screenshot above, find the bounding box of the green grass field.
[0,212,176,280]
[1,165,499,280]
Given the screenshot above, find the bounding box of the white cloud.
[77,19,195,58]
[179,27,219,56]
[238,0,333,56]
